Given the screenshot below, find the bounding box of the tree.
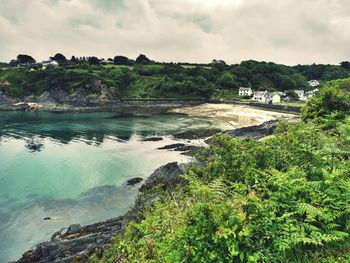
[211,59,226,72]
[88,56,99,65]
[302,85,350,123]
[16,54,36,64]
[216,72,237,89]
[113,55,129,65]
[50,53,67,64]
[136,54,151,64]
[70,56,78,64]
[285,90,299,101]
[340,61,350,70]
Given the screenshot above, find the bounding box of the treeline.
[2,53,350,99]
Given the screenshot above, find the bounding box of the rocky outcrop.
[14,162,187,263]
[226,120,278,139]
[140,162,187,192]
[173,128,222,140]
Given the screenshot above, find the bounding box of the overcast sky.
[0,0,349,65]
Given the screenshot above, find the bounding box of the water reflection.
[0,112,234,146]
[0,111,257,262]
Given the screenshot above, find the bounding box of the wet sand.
[170,103,296,129]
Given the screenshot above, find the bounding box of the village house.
[294,90,306,101]
[308,80,320,87]
[238,87,253,97]
[42,60,59,70]
[305,88,320,100]
[271,92,283,103]
[252,90,271,103]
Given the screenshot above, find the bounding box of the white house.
[238,87,253,97]
[252,90,271,103]
[271,92,283,103]
[308,80,320,87]
[305,88,320,100]
[42,60,59,70]
[294,90,306,101]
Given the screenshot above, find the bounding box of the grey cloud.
[0,0,349,64]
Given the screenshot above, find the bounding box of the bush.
[92,120,350,263]
[302,85,350,123]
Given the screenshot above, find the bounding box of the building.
[252,90,271,103]
[238,87,253,97]
[271,92,283,103]
[308,80,320,87]
[42,60,59,70]
[294,90,306,101]
[305,88,320,100]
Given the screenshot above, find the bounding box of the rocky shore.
[14,162,187,263]
[13,120,282,263]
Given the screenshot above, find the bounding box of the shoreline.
[8,105,296,263]
[0,99,301,115]
[13,119,289,263]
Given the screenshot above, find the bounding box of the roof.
[271,92,283,96]
[253,91,268,96]
[239,87,251,90]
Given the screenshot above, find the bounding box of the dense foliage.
[91,80,350,262]
[1,59,350,99]
[302,79,350,126]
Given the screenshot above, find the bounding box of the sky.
[0,0,349,65]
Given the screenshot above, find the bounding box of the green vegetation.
[1,59,350,100]
[91,79,350,262]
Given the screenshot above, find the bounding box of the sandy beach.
[170,103,297,129]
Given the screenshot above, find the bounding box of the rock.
[67,224,82,235]
[226,120,278,139]
[25,140,44,152]
[14,162,189,263]
[126,177,143,186]
[142,137,163,142]
[158,143,203,156]
[173,128,221,140]
[50,231,61,241]
[140,162,187,192]
[158,143,185,150]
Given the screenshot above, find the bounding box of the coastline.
[7,103,297,263]
[0,99,301,115]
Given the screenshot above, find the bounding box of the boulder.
[140,162,187,192]
[67,224,82,235]
[226,120,278,139]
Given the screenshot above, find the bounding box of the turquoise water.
[0,111,254,262]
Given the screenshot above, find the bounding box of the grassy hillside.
[1,60,350,100]
[90,79,350,263]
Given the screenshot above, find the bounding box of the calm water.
[0,111,257,262]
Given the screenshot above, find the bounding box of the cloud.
[0,0,349,65]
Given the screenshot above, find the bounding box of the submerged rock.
[25,140,44,152]
[158,143,185,150]
[126,177,143,186]
[158,143,203,156]
[173,128,221,140]
[141,137,163,142]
